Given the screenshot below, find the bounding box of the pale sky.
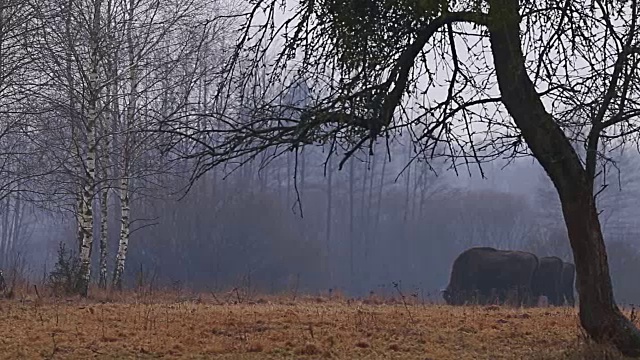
[239,0,631,166]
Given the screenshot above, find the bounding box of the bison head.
[442,287,460,305]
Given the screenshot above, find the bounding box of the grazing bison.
[560,261,576,306]
[443,247,539,306]
[532,256,564,306]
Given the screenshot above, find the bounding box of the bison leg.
[566,290,576,307]
[554,285,563,306]
[518,286,529,307]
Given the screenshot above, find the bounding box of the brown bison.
[443,247,539,306]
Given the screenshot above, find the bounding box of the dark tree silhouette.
[161,0,640,355]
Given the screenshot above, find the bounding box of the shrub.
[47,242,83,296]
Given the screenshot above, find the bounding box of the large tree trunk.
[487,0,640,355]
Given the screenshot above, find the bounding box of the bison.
[560,261,576,306]
[443,247,539,306]
[532,256,564,306]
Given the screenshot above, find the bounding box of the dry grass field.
[0,290,637,360]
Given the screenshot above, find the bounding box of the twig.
[47,333,59,359]
[209,291,223,305]
[392,281,414,323]
[234,287,242,304]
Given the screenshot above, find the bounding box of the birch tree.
[74,0,102,297]
[27,0,219,294]
[110,0,219,289]
[110,0,137,290]
[29,0,111,296]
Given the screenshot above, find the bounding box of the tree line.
[0,0,232,295]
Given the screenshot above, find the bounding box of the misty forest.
[2,0,640,357]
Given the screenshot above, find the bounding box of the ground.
[0,291,636,359]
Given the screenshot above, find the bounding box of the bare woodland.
[1,0,640,355]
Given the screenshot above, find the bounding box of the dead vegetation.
[0,288,636,359]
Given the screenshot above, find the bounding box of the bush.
[47,242,83,296]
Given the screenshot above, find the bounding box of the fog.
[5,137,640,304]
[0,0,634,311]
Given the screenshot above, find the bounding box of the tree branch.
[376,11,489,137]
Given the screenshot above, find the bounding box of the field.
[0,291,636,360]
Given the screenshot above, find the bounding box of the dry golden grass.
[0,290,636,359]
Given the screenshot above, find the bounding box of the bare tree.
[164,0,640,354]
[0,1,72,271]
[30,0,111,296]
[24,0,226,295]
[111,0,214,289]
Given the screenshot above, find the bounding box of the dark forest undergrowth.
[0,284,637,359]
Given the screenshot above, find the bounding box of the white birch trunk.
[107,57,121,289]
[78,90,97,296]
[78,88,97,296]
[64,0,83,255]
[112,176,129,289]
[78,0,103,297]
[99,182,108,288]
[97,0,119,291]
[75,190,84,253]
[112,0,135,290]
